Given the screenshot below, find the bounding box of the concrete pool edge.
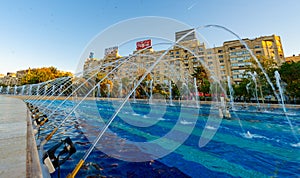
[26,108,43,178]
[9,95,300,109]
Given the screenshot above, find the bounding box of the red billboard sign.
[136,39,152,50]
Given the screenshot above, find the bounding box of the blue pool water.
[31,100,300,177]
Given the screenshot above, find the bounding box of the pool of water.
[30,99,300,177]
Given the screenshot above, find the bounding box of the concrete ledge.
[26,109,42,178]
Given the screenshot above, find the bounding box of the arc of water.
[29,77,70,107]
[33,77,72,112]
[201,24,298,143]
[274,70,299,142]
[36,49,165,124]
[41,54,138,143]
[28,82,52,104]
[67,29,205,177]
[202,25,280,101]
[46,65,119,118]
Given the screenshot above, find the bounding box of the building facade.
[285,54,300,63]
[220,35,284,83]
[83,31,285,86]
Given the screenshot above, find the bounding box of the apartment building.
[285,54,300,63]
[83,30,284,86]
[220,35,284,83]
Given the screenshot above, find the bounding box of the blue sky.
[0,0,299,74]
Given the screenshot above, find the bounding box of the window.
[220,65,225,69]
[219,60,224,63]
[218,49,223,53]
[254,45,260,48]
[256,51,261,54]
[218,55,223,58]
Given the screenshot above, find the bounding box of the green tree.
[191,66,210,94]
[243,56,278,100]
[279,61,300,99]
[21,67,72,85]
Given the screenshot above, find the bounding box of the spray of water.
[274,71,299,143]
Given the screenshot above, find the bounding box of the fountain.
[19,19,300,178]
[274,70,299,143]
[28,85,32,95]
[97,83,101,97]
[227,76,235,110]
[52,85,55,95]
[149,79,153,104]
[59,85,63,94]
[44,85,48,96]
[193,78,200,108]
[21,85,25,95]
[247,71,261,110]
[169,80,173,106]
[275,71,286,112]
[36,84,40,96]
[14,85,17,95]
[6,86,10,94]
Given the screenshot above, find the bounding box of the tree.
[191,66,210,94]
[134,68,152,99]
[21,67,72,85]
[232,78,252,102]
[96,72,113,97]
[243,56,279,100]
[279,61,300,99]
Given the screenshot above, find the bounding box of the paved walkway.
[0,95,27,177]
